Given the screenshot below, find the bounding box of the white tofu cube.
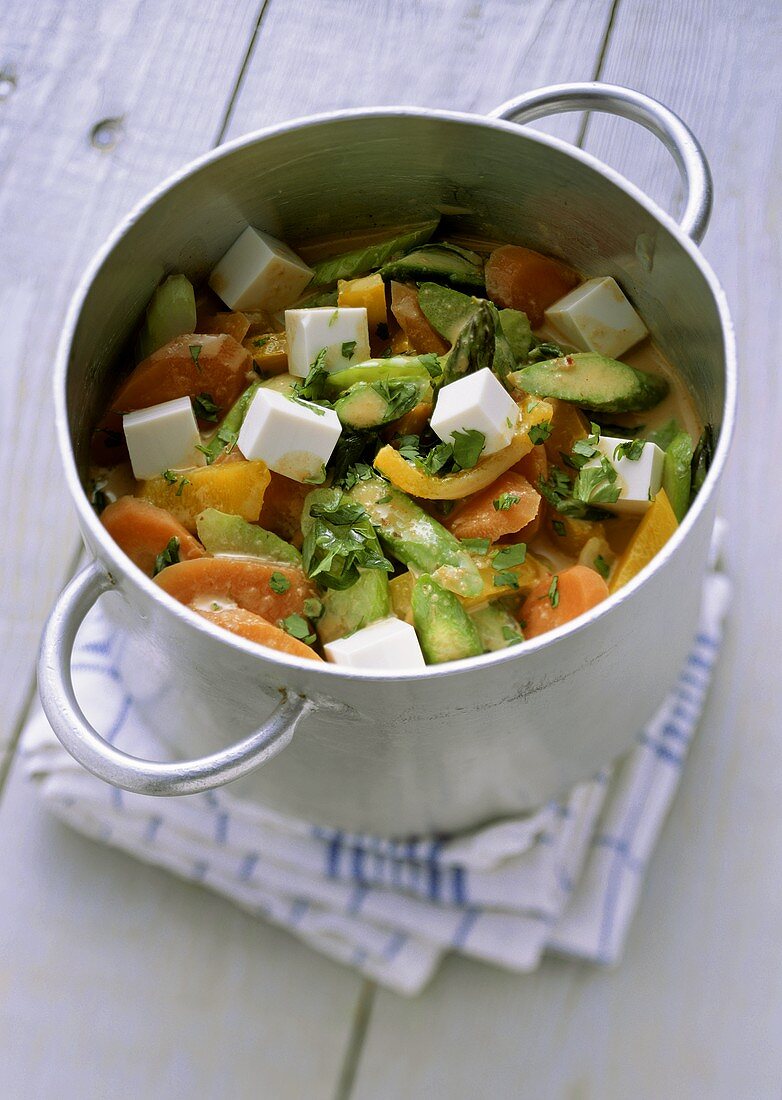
[544,277,648,358]
[584,434,664,514]
[209,226,313,312]
[430,368,519,457]
[285,307,371,377]
[324,617,426,670]
[123,397,206,481]
[236,386,341,483]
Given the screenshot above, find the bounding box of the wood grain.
[224,0,615,144]
[353,3,782,1098]
[0,0,263,760]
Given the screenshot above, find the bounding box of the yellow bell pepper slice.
[609,489,678,593]
[373,398,552,500]
[137,460,270,534]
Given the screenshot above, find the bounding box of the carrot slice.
[445,472,540,541]
[155,557,317,620]
[485,245,579,328]
[519,565,610,639]
[196,607,322,661]
[110,333,251,420]
[390,282,449,355]
[101,496,205,576]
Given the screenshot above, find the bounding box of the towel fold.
[25,556,729,995]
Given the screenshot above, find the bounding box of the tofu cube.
[430,368,519,457]
[236,386,341,483]
[209,226,313,312]
[123,397,206,481]
[584,435,664,514]
[324,617,426,670]
[285,307,371,377]
[544,276,648,358]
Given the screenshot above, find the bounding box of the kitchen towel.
[24,561,729,996]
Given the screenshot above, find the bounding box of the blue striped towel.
[24,549,729,995]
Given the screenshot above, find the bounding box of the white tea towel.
[24,568,729,996]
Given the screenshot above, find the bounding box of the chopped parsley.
[461,537,490,555]
[548,574,560,608]
[189,344,202,370]
[269,572,291,594]
[594,555,611,580]
[451,428,485,470]
[280,613,316,645]
[175,476,190,497]
[371,379,420,421]
[161,469,190,495]
[528,421,553,446]
[493,571,520,589]
[502,624,524,645]
[538,466,614,520]
[527,339,564,363]
[613,438,646,462]
[292,348,331,404]
[493,492,521,511]
[552,520,566,537]
[341,340,357,360]
[328,309,339,328]
[419,352,442,379]
[572,457,620,506]
[161,469,177,484]
[492,543,527,569]
[252,336,271,349]
[302,491,392,590]
[193,392,219,422]
[153,536,180,577]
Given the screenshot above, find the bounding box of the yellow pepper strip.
[464,551,549,610]
[609,489,678,593]
[373,398,553,500]
[137,460,270,534]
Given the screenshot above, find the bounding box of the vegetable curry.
[90,218,710,669]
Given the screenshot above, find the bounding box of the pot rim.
[56,104,737,684]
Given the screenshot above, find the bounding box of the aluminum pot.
[39,83,735,837]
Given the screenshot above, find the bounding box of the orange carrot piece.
[390,282,449,355]
[155,558,317,620]
[519,564,610,639]
[445,471,540,542]
[101,496,205,576]
[196,607,322,661]
[385,400,434,441]
[197,312,251,343]
[109,333,251,420]
[485,245,579,328]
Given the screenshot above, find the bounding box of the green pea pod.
[325,356,435,393]
[348,478,483,598]
[663,431,694,521]
[411,574,483,664]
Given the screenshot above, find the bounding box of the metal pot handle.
[38,561,314,796]
[489,82,713,243]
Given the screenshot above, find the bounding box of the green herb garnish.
[548,575,560,608]
[492,543,527,569]
[175,476,190,497]
[451,428,486,470]
[302,491,393,591]
[493,492,521,511]
[528,421,552,445]
[552,520,566,537]
[193,393,219,422]
[189,344,202,370]
[153,536,180,577]
[341,340,357,360]
[493,572,520,589]
[280,613,316,645]
[613,438,646,462]
[419,352,442,379]
[270,572,291,594]
[461,537,490,554]
[572,457,620,506]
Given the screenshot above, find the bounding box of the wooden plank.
[0,0,262,759]
[352,3,782,1097]
[224,0,615,144]
[0,751,362,1100]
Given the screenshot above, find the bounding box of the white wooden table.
[2,2,780,1096]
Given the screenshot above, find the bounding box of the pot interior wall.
[68,113,726,479]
